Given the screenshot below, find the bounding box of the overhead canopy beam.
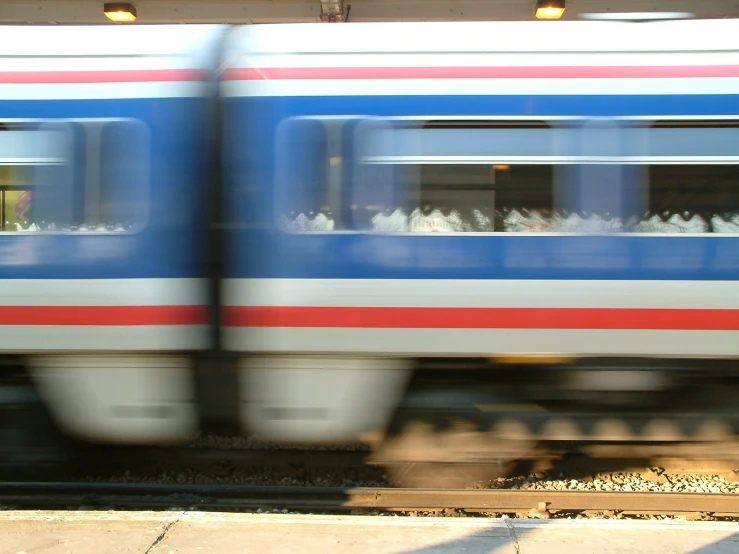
[0,1,322,24]
[0,0,735,24]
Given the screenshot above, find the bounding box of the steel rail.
[0,483,736,516]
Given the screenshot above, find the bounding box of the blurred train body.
[1,21,738,478]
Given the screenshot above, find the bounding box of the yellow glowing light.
[104,3,137,22]
[535,0,565,20]
[493,164,510,171]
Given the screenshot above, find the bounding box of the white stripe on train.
[0,278,205,306]
[224,327,739,357]
[0,58,203,72]
[221,77,739,98]
[0,81,209,101]
[10,77,738,101]
[223,279,739,310]
[3,75,738,100]
[0,325,209,351]
[231,52,739,69]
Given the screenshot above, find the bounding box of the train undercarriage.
[370,357,739,487]
[0,354,738,486]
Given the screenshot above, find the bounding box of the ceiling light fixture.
[104,3,137,22]
[535,0,565,20]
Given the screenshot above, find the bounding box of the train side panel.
[222,21,739,442]
[0,25,225,443]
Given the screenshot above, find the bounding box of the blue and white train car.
[222,21,739,444]
[0,25,223,446]
[1,20,738,471]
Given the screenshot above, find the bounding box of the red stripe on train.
[0,306,208,326]
[223,306,739,331]
[4,66,735,84]
[0,69,208,84]
[223,65,739,81]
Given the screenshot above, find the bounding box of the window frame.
[626,117,739,237]
[0,117,151,236]
[273,115,739,237]
[274,115,361,234]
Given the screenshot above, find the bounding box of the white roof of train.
[0,24,223,57]
[232,19,739,54]
[0,19,737,57]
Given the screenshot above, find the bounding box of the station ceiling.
[0,0,737,24]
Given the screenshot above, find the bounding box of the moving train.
[1,19,738,484]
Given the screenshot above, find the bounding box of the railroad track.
[67,447,738,489]
[0,483,736,518]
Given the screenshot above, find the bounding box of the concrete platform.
[0,511,737,554]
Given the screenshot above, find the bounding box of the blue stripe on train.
[227,94,739,118]
[226,232,739,281]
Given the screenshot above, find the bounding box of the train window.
[0,157,30,232]
[0,122,69,232]
[351,120,558,233]
[274,117,352,233]
[629,121,739,234]
[278,117,739,235]
[0,168,33,232]
[0,119,149,234]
